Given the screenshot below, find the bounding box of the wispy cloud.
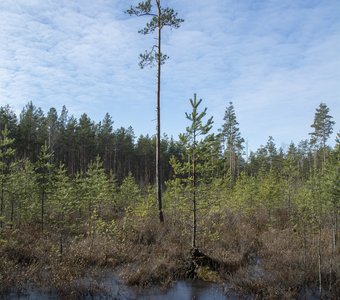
[0,0,339,150]
[0,0,155,120]
[162,0,340,149]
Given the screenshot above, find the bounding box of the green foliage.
[172,94,215,184]
[293,171,333,230]
[164,177,189,212]
[220,102,244,182]
[35,143,54,232]
[257,170,283,221]
[232,173,257,214]
[86,156,112,213]
[0,127,16,228]
[49,164,75,229]
[310,103,336,170]
[117,172,142,209]
[8,160,37,225]
[126,0,184,68]
[170,94,215,248]
[0,105,17,138]
[17,102,46,161]
[0,127,16,181]
[310,103,335,148]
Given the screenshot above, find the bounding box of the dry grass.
[226,222,340,299]
[0,209,339,299]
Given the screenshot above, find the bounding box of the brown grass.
[0,209,339,299]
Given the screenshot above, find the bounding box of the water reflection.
[6,280,235,300]
[3,279,322,299]
[134,280,235,300]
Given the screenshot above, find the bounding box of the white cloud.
[0,0,339,150]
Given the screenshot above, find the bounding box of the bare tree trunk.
[59,211,64,262]
[303,222,307,270]
[192,133,197,249]
[192,188,197,249]
[0,180,4,228]
[156,0,164,224]
[334,206,338,248]
[329,230,333,294]
[10,195,14,229]
[330,210,337,294]
[318,224,322,297]
[288,185,291,219]
[41,185,45,234]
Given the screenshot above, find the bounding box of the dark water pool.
[4,275,322,299]
[132,280,236,300]
[5,279,235,300]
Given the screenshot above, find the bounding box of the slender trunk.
[144,154,148,184]
[192,188,196,249]
[59,211,64,262]
[192,132,197,249]
[114,146,117,175]
[109,149,112,172]
[330,209,337,294]
[288,182,291,218]
[156,0,164,223]
[335,209,338,248]
[318,223,322,296]
[41,186,45,234]
[329,228,333,294]
[83,144,86,173]
[313,151,317,175]
[0,180,4,228]
[10,195,14,229]
[322,139,326,171]
[303,222,307,269]
[18,194,21,228]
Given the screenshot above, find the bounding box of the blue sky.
[0,0,339,152]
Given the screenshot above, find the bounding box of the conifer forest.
[0,1,339,299]
[0,98,339,299]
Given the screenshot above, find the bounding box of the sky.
[0,0,339,152]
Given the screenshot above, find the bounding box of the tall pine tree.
[126,0,183,223]
[309,103,335,170]
[220,102,244,185]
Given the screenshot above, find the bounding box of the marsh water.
[4,260,321,300]
[4,278,322,300]
[6,279,235,300]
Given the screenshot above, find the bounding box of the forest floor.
[0,210,339,299]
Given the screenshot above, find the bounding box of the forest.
[1,0,339,298]
[0,99,339,299]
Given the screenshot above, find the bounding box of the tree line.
[0,100,337,185]
[0,102,180,185]
[0,98,338,295]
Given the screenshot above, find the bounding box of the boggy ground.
[0,209,339,299]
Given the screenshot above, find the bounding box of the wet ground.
[5,279,235,300]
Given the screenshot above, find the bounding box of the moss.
[196,266,221,282]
